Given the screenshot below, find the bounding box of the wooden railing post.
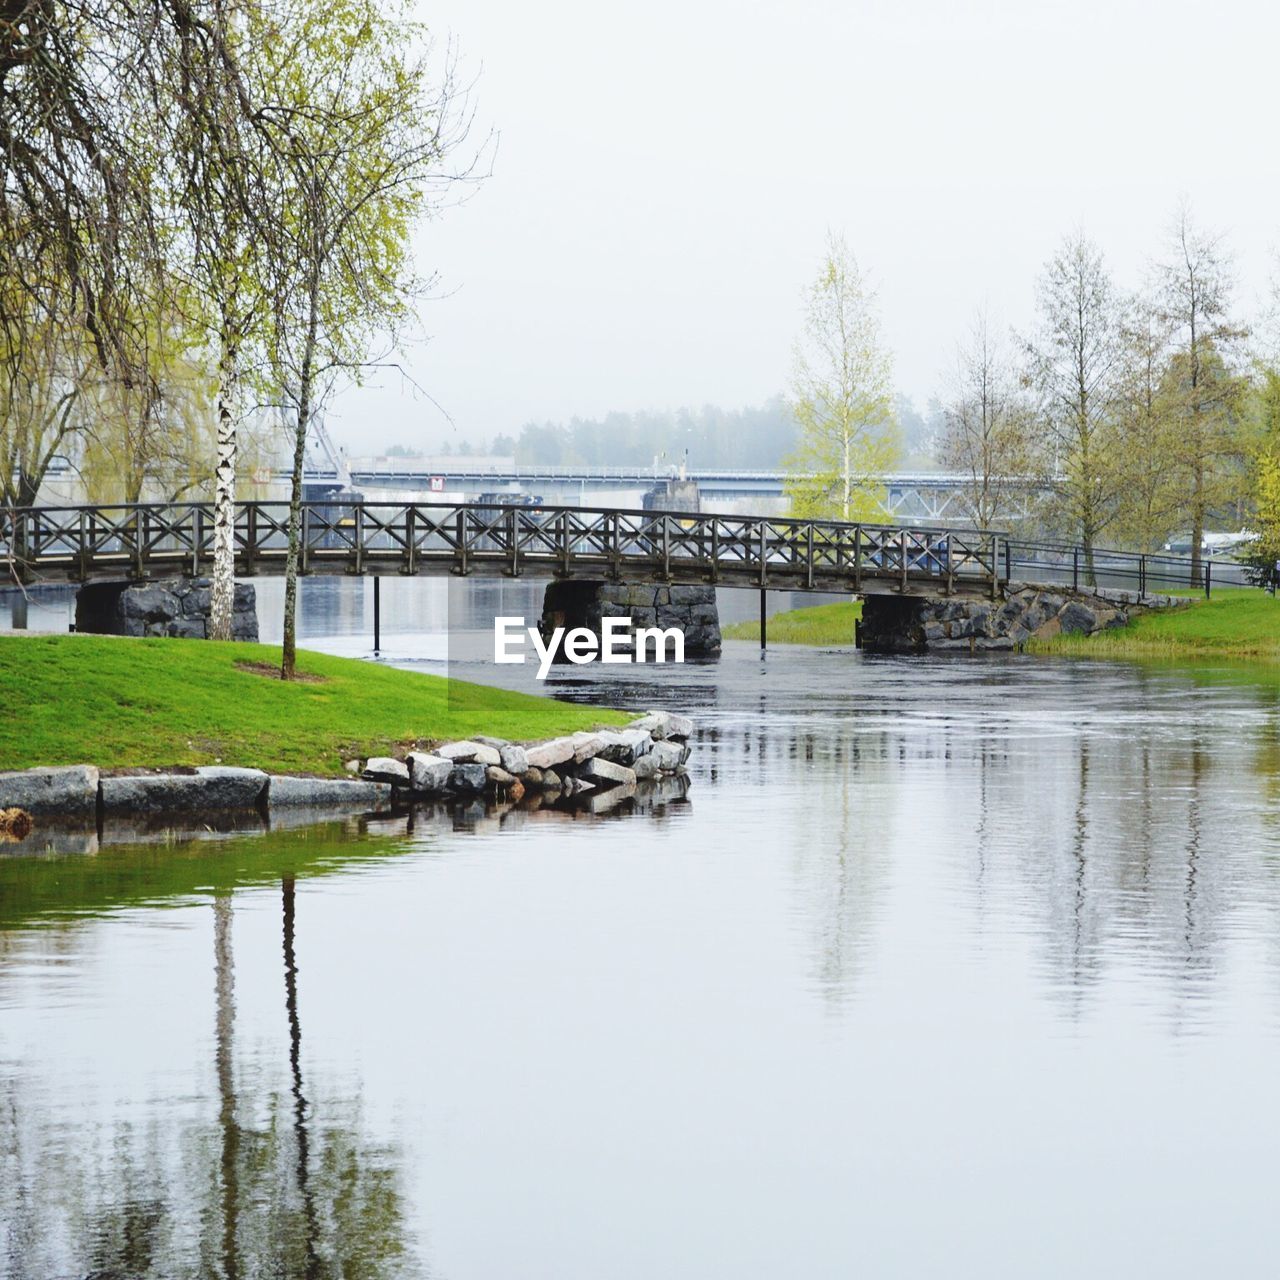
[132,508,146,579]
[301,505,311,575]
[456,508,468,576]
[509,507,520,577]
[806,523,814,590]
[244,504,258,575]
[758,521,766,588]
[990,534,999,599]
[853,526,862,591]
[78,509,90,580]
[560,510,571,576]
[900,529,908,591]
[662,515,670,580]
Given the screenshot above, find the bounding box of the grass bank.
[1,634,628,775]
[723,599,862,646]
[1029,592,1280,662]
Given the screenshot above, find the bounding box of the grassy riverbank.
[1029,592,1280,662]
[0,634,628,775]
[723,599,862,646]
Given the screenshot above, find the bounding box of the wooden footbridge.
[2,500,1010,596]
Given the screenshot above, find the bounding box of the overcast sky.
[326,0,1280,454]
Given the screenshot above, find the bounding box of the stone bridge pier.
[856,582,1178,653]
[540,580,722,659]
[75,577,259,641]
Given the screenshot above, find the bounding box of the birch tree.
[1110,301,1182,551]
[254,0,472,677]
[784,233,899,521]
[1155,204,1248,584]
[149,0,275,638]
[1021,232,1126,578]
[940,308,1036,528]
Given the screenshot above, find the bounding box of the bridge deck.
[3,501,1007,596]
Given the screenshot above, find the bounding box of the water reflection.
[1,851,420,1278]
[6,580,1280,1276]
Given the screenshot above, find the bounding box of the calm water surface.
[4,579,1280,1277]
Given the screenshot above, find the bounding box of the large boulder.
[436,741,501,766]
[651,740,688,772]
[449,762,488,793]
[407,752,452,792]
[579,757,637,789]
[0,764,99,817]
[268,776,390,808]
[525,737,576,770]
[596,729,654,766]
[101,767,267,814]
[362,757,410,786]
[1058,601,1097,634]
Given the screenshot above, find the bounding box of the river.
[3,577,1280,1277]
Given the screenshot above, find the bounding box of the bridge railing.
[1003,538,1252,597]
[3,502,1258,599]
[1,500,1008,592]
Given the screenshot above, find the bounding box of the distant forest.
[440,395,941,469]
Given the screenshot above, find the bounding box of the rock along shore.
[0,711,695,833]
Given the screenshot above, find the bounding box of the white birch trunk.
[210,333,238,641]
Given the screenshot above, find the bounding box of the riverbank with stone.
[857,582,1184,653]
[0,711,696,854]
[0,633,632,777]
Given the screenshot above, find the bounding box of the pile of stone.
[360,711,694,804]
[0,713,696,825]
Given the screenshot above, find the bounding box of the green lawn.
[723,599,862,646]
[1,634,628,774]
[1029,592,1280,661]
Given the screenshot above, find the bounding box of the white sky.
[327,0,1280,453]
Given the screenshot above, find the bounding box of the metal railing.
[1003,538,1252,598]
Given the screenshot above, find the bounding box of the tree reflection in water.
[0,880,421,1280]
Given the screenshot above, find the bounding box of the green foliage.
[0,635,627,775]
[723,599,862,646]
[1029,592,1280,661]
[1021,232,1126,554]
[784,233,900,521]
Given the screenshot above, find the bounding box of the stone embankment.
[0,712,695,837]
[358,709,694,809]
[857,583,1181,654]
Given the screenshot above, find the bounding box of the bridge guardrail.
[2,500,1006,594]
[1004,538,1251,598]
[2,501,1255,599]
